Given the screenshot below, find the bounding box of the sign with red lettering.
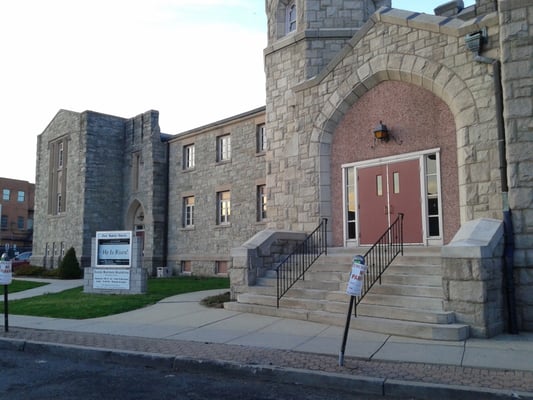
[0,261,12,285]
[346,256,367,296]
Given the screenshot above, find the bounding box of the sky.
[0,0,474,183]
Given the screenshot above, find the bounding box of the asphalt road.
[0,347,417,400]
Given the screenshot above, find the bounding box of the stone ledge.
[442,218,503,259]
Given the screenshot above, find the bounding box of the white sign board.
[0,261,12,285]
[96,231,132,268]
[346,256,367,297]
[93,269,130,290]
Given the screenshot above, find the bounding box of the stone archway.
[310,54,478,242]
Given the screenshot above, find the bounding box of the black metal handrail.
[354,212,404,316]
[276,218,328,308]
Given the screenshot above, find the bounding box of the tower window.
[286,2,296,33]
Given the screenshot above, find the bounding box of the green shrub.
[14,265,47,276]
[14,265,61,278]
[58,247,82,279]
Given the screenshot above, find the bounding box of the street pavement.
[1,278,532,399]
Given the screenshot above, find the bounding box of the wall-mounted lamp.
[372,121,402,148]
[373,121,389,142]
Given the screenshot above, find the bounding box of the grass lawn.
[7,276,229,319]
[6,280,49,294]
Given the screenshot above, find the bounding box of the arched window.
[286,2,296,33]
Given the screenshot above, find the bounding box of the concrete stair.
[225,247,470,341]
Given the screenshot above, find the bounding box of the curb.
[1,338,532,400]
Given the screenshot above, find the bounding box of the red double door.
[357,159,423,245]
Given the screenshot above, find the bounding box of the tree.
[58,247,82,279]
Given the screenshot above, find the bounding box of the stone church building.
[33,0,532,337]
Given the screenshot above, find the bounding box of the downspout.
[465,29,518,334]
[162,139,170,270]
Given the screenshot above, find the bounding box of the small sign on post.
[339,255,367,367]
[0,256,13,332]
[346,255,367,297]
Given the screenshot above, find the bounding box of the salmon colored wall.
[330,81,459,246]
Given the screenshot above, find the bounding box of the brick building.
[0,177,34,254]
[32,0,532,337]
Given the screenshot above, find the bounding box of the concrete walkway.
[1,278,532,399]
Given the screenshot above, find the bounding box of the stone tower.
[264,0,390,231]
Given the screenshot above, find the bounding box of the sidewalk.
[1,278,532,399]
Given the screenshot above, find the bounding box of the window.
[17,216,24,230]
[256,124,266,153]
[1,215,7,230]
[425,154,441,237]
[345,167,356,240]
[257,185,267,221]
[216,260,229,275]
[2,189,10,201]
[132,152,141,191]
[17,191,25,202]
[217,135,231,162]
[286,2,296,33]
[181,260,191,273]
[183,144,195,169]
[183,196,195,227]
[58,142,64,169]
[57,193,62,214]
[49,139,67,215]
[217,191,231,224]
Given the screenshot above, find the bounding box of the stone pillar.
[442,218,505,337]
[230,229,307,300]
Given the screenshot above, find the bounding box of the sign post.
[339,255,367,366]
[0,257,13,332]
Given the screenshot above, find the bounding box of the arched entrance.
[127,200,145,257]
[327,80,459,247]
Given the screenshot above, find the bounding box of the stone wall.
[230,229,307,299]
[266,5,503,239]
[122,111,168,273]
[33,110,88,268]
[166,108,267,276]
[442,218,505,337]
[498,0,533,330]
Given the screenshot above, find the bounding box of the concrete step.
[230,246,469,341]
[237,292,347,313]
[386,264,441,275]
[356,303,456,324]
[381,274,442,286]
[370,284,443,298]
[223,302,469,341]
[362,293,444,311]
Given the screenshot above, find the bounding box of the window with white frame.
[257,185,267,221]
[256,124,266,153]
[217,191,231,224]
[286,2,296,33]
[217,134,231,162]
[183,144,195,169]
[183,196,195,227]
[3,189,10,201]
[17,191,25,202]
